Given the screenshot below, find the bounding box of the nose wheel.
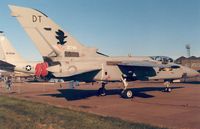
[164,87,172,92]
[163,80,172,92]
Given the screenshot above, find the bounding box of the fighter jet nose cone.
[195,71,200,76]
[182,66,200,78]
[189,70,199,77]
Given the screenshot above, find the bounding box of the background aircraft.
[0,32,48,78]
[9,5,199,98]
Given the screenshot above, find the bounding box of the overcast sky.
[0,0,200,61]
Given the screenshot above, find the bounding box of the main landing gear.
[120,77,133,99]
[97,82,107,96]
[163,80,172,92]
[97,76,133,99]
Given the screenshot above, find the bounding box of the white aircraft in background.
[0,32,48,78]
[8,5,199,98]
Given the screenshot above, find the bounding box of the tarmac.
[0,80,200,129]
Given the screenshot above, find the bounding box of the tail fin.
[0,34,5,61]
[9,5,99,58]
[0,33,25,63]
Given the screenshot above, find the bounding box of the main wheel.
[121,90,133,99]
[97,87,106,96]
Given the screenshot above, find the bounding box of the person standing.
[6,76,13,91]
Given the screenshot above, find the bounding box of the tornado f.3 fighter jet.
[0,32,48,77]
[9,5,199,98]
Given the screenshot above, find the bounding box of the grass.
[0,95,167,129]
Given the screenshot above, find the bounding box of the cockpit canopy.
[150,56,174,64]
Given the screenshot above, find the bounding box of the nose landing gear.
[164,80,172,92]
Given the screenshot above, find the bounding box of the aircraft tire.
[164,87,172,92]
[98,87,106,96]
[121,90,133,99]
[167,88,172,92]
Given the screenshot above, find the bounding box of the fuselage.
[46,56,199,82]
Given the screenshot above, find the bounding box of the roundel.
[68,66,77,73]
[25,65,32,71]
